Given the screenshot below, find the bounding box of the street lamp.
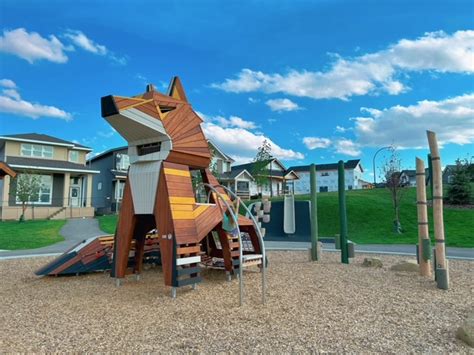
[372,146,392,186]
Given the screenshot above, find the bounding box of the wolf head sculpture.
[101,77,210,214]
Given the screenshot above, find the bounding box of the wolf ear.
[167,76,188,102]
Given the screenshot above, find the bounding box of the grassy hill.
[97,187,473,248]
[270,187,473,247]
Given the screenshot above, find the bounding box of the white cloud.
[353,93,474,148]
[64,29,127,65]
[303,137,331,149]
[0,28,71,63]
[64,30,107,55]
[0,81,72,120]
[334,139,361,157]
[0,79,17,88]
[2,88,20,100]
[197,112,258,129]
[212,30,474,100]
[335,125,351,133]
[0,28,126,65]
[201,115,304,162]
[215,115,257,129]
[266,98,302,112]
[248,97,260,103]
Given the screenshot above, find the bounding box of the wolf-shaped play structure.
[36,77,266,303]
[100,78,265,300]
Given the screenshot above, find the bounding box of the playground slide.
[283,195,296,234]
[35,234,161,276]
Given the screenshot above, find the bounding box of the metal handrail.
[202,183,266,305]
[201,183,245,306]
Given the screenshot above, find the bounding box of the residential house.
[399,170,416,187]
[87,146,129,214]
[231,158,300,197]
[0,133,99,220]
[289,159,364,194]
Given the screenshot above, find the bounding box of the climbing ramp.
[35,234,160,276]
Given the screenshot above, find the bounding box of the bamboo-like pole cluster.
[415,158,431,277]
[426,130,449,290]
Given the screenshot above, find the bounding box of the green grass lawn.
[94,188,474,248]
[0,219,66,250]
[97,215,118,234]
[271,188,474,247]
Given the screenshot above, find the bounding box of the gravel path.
[0,251,472,353]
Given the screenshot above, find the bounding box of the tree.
[208,142,220,178]
[252,139,272,195]
[446,158,472,205]
[381,148,405,234]
[11,172,41,222]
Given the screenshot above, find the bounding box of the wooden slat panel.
[177,245,201,255]
[176,255,201,266]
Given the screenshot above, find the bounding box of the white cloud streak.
[212,30,474,100]
[0,28,126,65]
[302,137,331,149]
[0,28,70,63]
[353,93,474,148]
[0,79,72,120]
[266,98,302,112]
[197,112,304,162]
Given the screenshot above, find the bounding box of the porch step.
[47,207,67,220]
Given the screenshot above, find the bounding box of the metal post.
[309,164,319,261]
[338,161,349,264]
[372,146,392,186]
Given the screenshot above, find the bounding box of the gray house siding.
[89,147,128,214]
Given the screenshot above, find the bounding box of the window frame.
[15,174,53,205]
[69,150,79,163]
[21,143,54,159]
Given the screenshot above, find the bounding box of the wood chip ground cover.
[0,251,472,353]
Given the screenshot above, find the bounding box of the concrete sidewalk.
[265,241,474,260]
[0,218,109,259]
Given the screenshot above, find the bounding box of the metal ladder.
[202,183,266,306]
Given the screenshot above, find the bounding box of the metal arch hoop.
[200,183,266,306]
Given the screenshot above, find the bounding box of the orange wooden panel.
[176,245,201,255]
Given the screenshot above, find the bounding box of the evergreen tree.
[446,159,472,205]
[252,140,272,195]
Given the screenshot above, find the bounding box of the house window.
[15,174,53,204]
[115,181,125,200]
[321,172,329,177]
[69,150,79,163]
[319,186,328,192]
[116,154,130,171]
[21,144,54,159]
[97,182,102,191]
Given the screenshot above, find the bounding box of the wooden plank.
[176,245,201,255]
[163,168,191,177]
[169,196,195,205]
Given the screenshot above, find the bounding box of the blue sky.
[0,0,473,181]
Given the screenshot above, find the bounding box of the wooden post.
[426,131,449,289]
[338,161,349,264]
[415,158,431,277]
[309,164,319,261]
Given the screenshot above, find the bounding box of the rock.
[362,258,383,268]
[456,312,474,347]
[390,260,419,272]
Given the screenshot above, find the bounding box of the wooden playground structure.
[100,77,266,303]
